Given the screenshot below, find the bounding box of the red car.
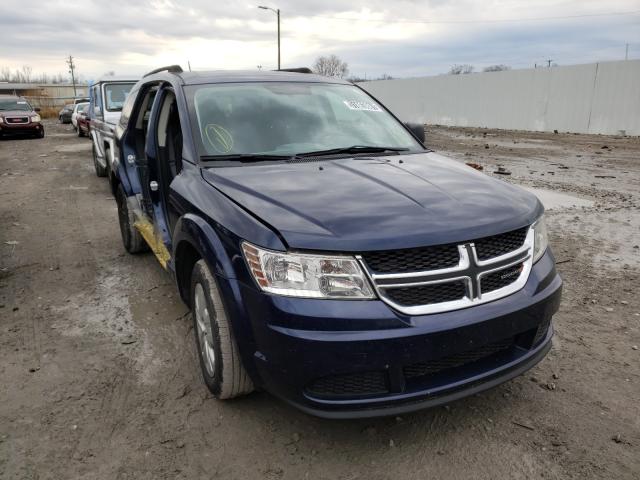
[0,95,44,139]
[76,109,90,137]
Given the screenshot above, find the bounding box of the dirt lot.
[1,121,639,479]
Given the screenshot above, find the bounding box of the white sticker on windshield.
[343,100,382,112]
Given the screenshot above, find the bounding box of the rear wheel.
[93,143,107,177]
[78,126,83,137]
[115,184,147,253]
[191,259,254,399]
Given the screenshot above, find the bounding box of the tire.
[191,259,254,399]
[38,129,45,139]
[93,143,107,177]
[77,126,83,137]
[115,184,148,253]
[59,116,63,123]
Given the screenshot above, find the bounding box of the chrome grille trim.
[357,227,534,315]
[5,116,29,124]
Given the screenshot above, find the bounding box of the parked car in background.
[71,102,89,130]
[110,66,562,418]
[88,76,138,178]
[76,109,90,137]
[0,95,44,139]
[58,104,74,124]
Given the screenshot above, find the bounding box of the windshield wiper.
[201,153,291,163]
[293,145,410,158]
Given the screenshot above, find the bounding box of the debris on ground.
[465,162,484,171]
[494,166,512,175]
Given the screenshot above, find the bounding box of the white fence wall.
[361,60,640,136]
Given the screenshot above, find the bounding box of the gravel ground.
[0,121,638,479]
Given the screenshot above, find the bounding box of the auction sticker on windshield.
[343,100,382,112]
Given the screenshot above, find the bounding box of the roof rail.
[143,65,184,78]
[275,67,313,74]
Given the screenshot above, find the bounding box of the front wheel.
[115,184,148,253]
[191,259,254,399]
[92,143,107,177]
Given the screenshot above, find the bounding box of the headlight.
[532,216,549,263]
[31,114,41,122]
[242,242,375,299]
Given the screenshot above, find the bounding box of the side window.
[116,88,138,139]
[130,85,159,159]
[156,90,183,179]
[118,89,138,129]
[93,85,103,119]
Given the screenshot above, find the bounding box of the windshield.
[104,83,135,112]
[76,103,89,113]
[0,99,32,111]
[188,82,423,158]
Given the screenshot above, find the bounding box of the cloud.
[0,0,638,79]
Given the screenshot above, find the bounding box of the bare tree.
[448,64,474,75]
[21,65,33,82]
[483,64,511,72]
[313,55,349,78]
[0,66,11,81]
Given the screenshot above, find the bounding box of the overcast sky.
[1,0,638,80]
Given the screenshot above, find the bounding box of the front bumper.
[0,121,43,136]
[229,250,562,418]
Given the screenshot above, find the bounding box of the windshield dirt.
[188,82,423,158]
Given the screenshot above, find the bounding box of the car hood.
[201,152,543,252]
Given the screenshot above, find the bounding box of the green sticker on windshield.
[343,100,382,112]
[204,124,234,153]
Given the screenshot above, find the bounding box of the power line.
[308,10,640,25]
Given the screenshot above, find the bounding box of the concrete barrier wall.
[361,60,640,136]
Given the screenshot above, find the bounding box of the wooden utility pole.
[66,55,77,98]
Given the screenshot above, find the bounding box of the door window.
[155,90,183,180]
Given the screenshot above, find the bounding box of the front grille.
[404,338,514,379]
[306,371,388,398]
[361,226,532,315]
[361,243,459,273]
[474,227,528,260]
[386,281,466,306]
[6,116,29,124]
[481,263,524,293]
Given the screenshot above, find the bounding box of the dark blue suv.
[111,66,561,418]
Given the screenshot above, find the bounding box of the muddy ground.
[1,121,638,479]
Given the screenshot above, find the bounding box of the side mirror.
[405,122,426,144]
[34,107,41,112]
